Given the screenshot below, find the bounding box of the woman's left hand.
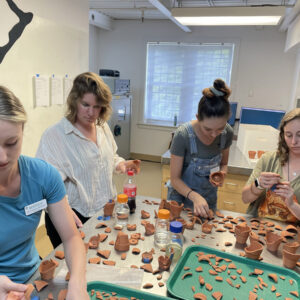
[117,160,141,174]
[274,181,295,206]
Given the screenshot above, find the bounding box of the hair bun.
[213,78,231,100]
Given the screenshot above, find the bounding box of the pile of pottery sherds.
[35,198,300,299]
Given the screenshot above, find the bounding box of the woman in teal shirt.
[0,86,89,299]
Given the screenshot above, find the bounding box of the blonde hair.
[278,108,300,165]
[65,72,112,125]
[0,86,27,123]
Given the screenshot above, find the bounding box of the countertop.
[161,141,253,176]
[28,196,300,299]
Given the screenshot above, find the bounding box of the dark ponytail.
[197,78,231,121]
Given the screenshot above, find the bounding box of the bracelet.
[186,190,193,199]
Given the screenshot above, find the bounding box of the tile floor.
[35,161,163,258]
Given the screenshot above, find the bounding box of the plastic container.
[154,209,170,248]
[166,221,183,262]
[115,194,129,227]
[123,170,137,214]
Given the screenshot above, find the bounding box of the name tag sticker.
[24,199,47,216]
[210,166,220,174]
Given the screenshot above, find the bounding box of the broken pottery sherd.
[88,235,100,249]
[145,223,155,236]
[127,224,137,231]
[141,210,150,219]
[158,255,171,271]
[142,251,153,263]
[202,221,213,234]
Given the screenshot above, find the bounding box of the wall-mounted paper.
[51,75,63,105]
[63,75,73,103]
[33,74,49,107]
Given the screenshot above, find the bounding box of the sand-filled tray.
[87,281,173,300]
[167,245,300,299]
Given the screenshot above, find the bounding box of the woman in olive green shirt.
[242,108,300,222]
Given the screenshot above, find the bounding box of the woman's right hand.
[0,275,27,300]
[190,192,210,218]
[257,172,281,189]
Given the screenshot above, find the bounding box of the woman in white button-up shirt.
[36,72,140,248]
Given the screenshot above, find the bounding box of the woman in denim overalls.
[167,79,233,218]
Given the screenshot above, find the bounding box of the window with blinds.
[144,42,235,126]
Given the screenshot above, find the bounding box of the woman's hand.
[257,172,281,189]
[0,275,26,300]
[117,160,141,174]
[189,192,210,218]
[274,181,295,206]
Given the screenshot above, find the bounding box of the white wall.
[0,0,89,157]
[90,20,296,157]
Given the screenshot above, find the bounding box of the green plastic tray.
[167,245,300,300]
[87,280,174,300]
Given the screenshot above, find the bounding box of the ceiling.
[89,0,297,21]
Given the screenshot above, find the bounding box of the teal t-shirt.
[0,155,66,283]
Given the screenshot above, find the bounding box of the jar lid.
[117,194,128,203]
[170,221,182,233]
[158,209,170,219]
[127,170,134,176]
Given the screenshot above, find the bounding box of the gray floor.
[113,161,162,199]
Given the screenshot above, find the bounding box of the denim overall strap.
[185,122,198,155]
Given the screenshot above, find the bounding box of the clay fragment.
[248,291,257,300]
[199,275,205,285]
[215,211,224,218]
[132,248,140,254]
[290,291,299,297]
[195,266,203,272]
[215,276,223,281]
[129,238,138,245]
[186,217,197,230]
[89,235,100,249]
[268,273,278,283]
[145,223,155,236]
[127,224,136,231]
[104,227,111,233]
[205,283,212,291]
[79,230,85,239]
[95,222,107,228]
[54,250,65,260]
[240,276,247,283]
[131,265,138,268]
[224,242,232,246]
[109,240,115,245]
[212,291,223,300]
[193,293,207,300]
[103,260,116,266]
[97,250,111,259]
[141,263,153,273]
[271,285,276,292]
[209,270,218,275]
[34,280,48,292]
[143,283,153,289]
[47,292,54,300]
[182,272,193,279]
[58,289,67,300]
[141,210,150,219]
[158,282,164,287]
[121,253,127,260]
[88,257,101,264]
[142,251,153,263]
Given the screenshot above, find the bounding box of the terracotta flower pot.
[235,224,251,244]
[210,171,225,187]
[265,231,283,252]
[103,200,115,217]
[244,241,263,260]
[283,241,300,254]
[169,201,183,219]
[39,259,57,280]
[257,150,265,158]
[158,255,171,271]
[248,150,256,159]
[114,231,130,252]
[185,216,196,230]
[282,249,300,269]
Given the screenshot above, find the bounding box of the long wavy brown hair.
[65,72,112,125]
[278,108,300,165]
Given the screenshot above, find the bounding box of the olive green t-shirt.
[246,151,300,217]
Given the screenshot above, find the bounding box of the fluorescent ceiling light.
[172,6,285,26]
